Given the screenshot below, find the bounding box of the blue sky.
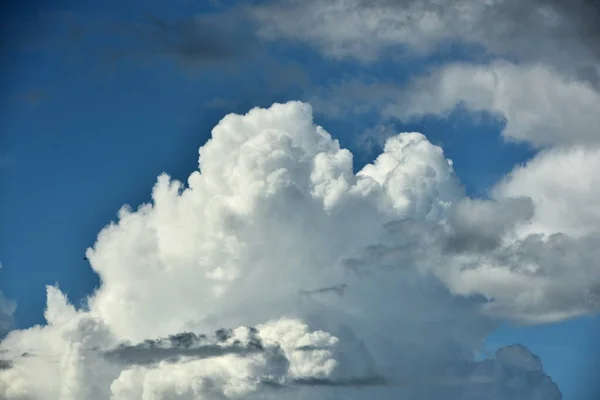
[1,1,599,399]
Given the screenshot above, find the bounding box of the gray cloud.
[260,344,560,398]
[0,360,12,370]
[539,0,600,54]
[103,328,268,366]
[0,291,16,337]
[299,284,348,297]
[445,197,535,253]
[411,344,562,399]
[292,375,388,387]
[250,0,600,86]
[259,374,389,391]
[333,178,600,323]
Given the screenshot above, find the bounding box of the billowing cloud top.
[3,101,595,399]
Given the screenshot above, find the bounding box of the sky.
[0,0,599,399]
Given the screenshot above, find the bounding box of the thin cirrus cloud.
[0,101,585,399]
[2,9,260,71]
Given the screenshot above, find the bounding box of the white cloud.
[309,61,600,148]
[494,145,600,237]
[0,102,577,399]
[251,1,600,150]
[390,61,600,147]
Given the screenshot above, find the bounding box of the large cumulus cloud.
[0,102,578,399]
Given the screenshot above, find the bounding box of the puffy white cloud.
[494,145,600,237]
[389,61,600,147]
[457,145,600,322]
[0,102,572,399]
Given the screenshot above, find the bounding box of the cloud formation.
[0,101,582,399]
[309,61,600,148]
[101,328,268,366]
[251,0,600,78]
[2,8,259,74]
[388,62,600,148]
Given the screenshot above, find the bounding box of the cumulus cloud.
[388,61,600,148]
[494,145,600,237]
[309,61,600,148]
[0,102,574,399]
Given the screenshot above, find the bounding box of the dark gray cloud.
[292,375,388,387]
[103,328,267,366]
[260,374,389,390]
[299,284,348,297]
[541,0,600,52]
[0,359,12,370]
[445,197,535,253]
[294,345,335,352]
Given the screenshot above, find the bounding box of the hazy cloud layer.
[250,0,600,76]
[0,102,581,399]
[2,9,260,72]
